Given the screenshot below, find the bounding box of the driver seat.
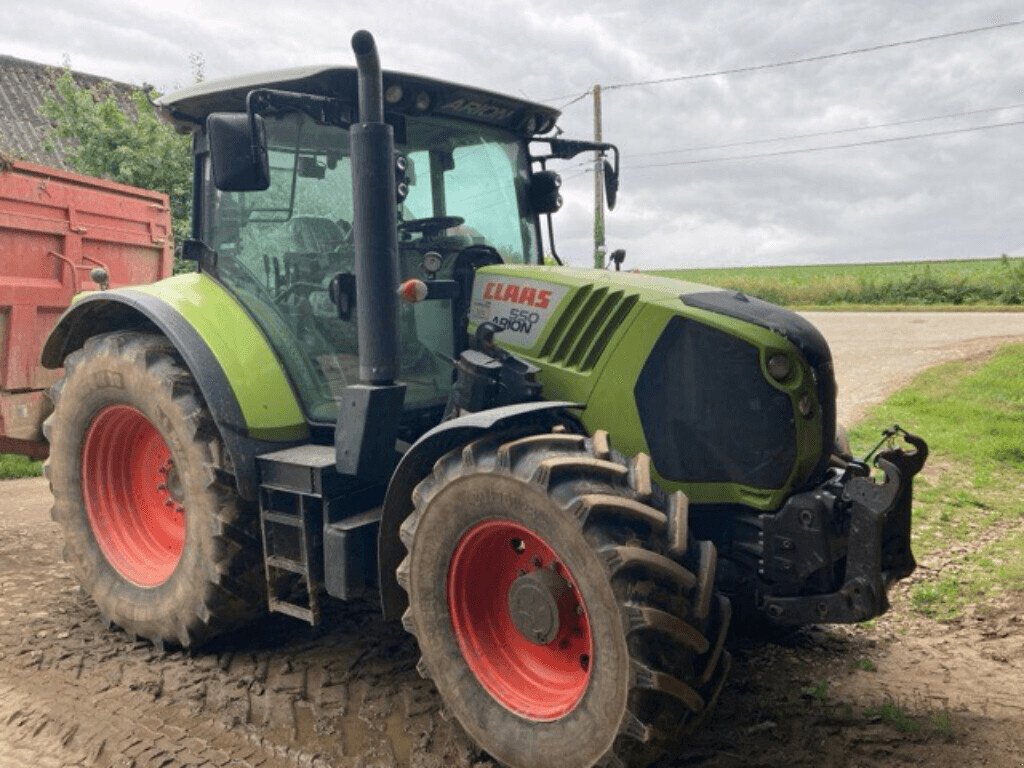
[289,216,348,253]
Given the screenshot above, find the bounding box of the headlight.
[767,353,792,382]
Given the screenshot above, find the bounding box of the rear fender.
[378,401,580,620]
[41,274,308,499]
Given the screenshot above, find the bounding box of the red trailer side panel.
[0,158,174,456]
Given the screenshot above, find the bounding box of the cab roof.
[157,65,561,138]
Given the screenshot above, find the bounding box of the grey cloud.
[2,0,1020,267]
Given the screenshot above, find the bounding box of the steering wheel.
[399,216,465,238]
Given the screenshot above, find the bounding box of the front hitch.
[759,427,928,625]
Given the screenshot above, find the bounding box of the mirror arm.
[245,92,264,168]
[245,89,352,157]
[544,213,562,265]
[532,138,620,163]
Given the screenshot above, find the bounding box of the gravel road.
[800,311,1024,425]
[2,311,1023,768]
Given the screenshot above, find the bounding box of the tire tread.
[397,426,731,767]
[46,331,265,648]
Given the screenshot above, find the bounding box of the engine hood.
[470,264,834,511]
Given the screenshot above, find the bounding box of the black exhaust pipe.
[336,30,406,479]
[350,29,399,384]
[352,30,384,125]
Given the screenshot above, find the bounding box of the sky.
[2,0,1022,269]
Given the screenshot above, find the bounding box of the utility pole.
[592,83,605,269]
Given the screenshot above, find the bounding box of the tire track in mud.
[5,481,1023,768]
[1,580,482,767]
[0,483,483,767]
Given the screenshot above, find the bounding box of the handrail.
[47,250,80,294]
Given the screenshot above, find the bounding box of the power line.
[629,119,1024,169]
[561,91,593,110]
[561,168,592,182]
[539,19,1022,103]
[629,103,1024,158]
[604,19,1023,92]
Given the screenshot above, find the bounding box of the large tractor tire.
[398,429,731,768]
[44,331,266,648]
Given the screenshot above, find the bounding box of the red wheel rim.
[81,405,185,587]
[447,519,593,721]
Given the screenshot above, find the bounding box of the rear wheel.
[44,331,265,648]
[398,430,731,768]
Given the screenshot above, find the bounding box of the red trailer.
[0,156,173,458]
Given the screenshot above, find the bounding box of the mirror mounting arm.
[545,213,562,266]
[245,89,351,164]
[533,138,619,171]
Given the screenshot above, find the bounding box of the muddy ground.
[2,311,1023,768]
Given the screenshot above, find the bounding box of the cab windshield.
[203,112,538,424]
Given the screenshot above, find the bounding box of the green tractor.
[40,31,926,768]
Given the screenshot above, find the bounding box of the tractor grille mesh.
[634,316,796,488]
[536,286,639,372]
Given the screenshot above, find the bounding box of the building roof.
[0,54,137,168]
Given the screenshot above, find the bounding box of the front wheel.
[398,430,731,768]
[44,332,266,648]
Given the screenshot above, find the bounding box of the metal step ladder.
[257,445,343,626]
[257,444,386,626]
[259,485,321,624]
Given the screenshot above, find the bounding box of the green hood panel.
[471,264,825,511]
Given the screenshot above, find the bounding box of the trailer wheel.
[44,331,265,648]
[397,430,731,768]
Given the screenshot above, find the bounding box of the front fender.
[378,400,580,620]
[42,273,308,499]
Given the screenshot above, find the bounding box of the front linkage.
[739,427,928,626]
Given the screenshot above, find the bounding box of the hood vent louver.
[536,286,638,372]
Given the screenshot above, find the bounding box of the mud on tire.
[397,429,732,768]
[44,331,265,648]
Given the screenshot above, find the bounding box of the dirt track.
[800,310,1024,425]
[2,311,1023,768]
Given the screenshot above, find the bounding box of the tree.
[40,72,193,251]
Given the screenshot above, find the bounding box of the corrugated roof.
[0,54,137,169]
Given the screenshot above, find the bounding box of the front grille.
[536,286,638,372]
[635,316,797,489]
[680,289,835,487]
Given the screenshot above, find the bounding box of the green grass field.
[849,343,1024,620]
[0,453,43,480]
[652,255,1024,308]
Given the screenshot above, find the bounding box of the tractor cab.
[159,66,583,432]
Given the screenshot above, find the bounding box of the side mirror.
[207,112,270,191]
[538,138,621,210]
[529,170,563,214]
[603,159,619,211]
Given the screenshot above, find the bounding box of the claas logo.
[482,282,553,309]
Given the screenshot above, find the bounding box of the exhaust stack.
[352,30,384,125]
[335,30,406,480]
[349,29,400,384]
